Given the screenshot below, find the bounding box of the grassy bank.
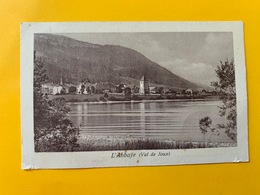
[49,94,104,102]
[74,135,236,151]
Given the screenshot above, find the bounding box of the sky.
[60,32,234,86]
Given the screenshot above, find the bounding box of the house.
[185,88,193,95]
[150,87,163,94]
[77,83,86,94]
[139,75,149,95]
[41,77,77,95]
[149,87,156,94]
[42,83,63,95]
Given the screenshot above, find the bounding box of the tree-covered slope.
[34,33,201,89]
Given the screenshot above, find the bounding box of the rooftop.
[140,75,147,81]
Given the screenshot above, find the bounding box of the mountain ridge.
[34,33,205,90]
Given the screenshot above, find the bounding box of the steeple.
[140,75,147,81]
[60,77,63,85]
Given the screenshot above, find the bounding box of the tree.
[90,86,96,94]
[158,87,164,94]
[35,98,80,152]
[80,84,85,94]
[132,85,139,94]
[86,86,91,94]
[81,77,91,83]
[69,86,77,94]
[116,84,124,93]
[169,89,176,95]
[60,88,66,95]
[33,51,80,152]
[199,117,218,146]
[124,87,132,97]
[211,59,236,141]
[33,51,49,129]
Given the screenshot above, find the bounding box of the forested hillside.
[34,33,201,89]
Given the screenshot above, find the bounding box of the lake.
[67,100,232,142]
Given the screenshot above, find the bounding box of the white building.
[41,78,73,95]
[139,75,149,95]
[42,83,63,95]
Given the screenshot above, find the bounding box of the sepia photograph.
[21,22,248,169]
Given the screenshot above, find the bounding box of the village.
[42,75,216,102]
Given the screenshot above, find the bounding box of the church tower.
[60,77,63,85]
[139,75,149,95]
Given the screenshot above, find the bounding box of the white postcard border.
[21,22,248,169]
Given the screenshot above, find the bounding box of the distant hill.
[34,33,204,90]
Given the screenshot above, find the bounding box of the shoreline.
[66,96,220,105]
[67,98,210,105]
[49,94,220,105]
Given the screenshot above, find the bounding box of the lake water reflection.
[67,100,231,142]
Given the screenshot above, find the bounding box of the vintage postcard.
[21,22,248,169]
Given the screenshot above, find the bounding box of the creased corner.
[232,156,242,163]
[22,163,39,170]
